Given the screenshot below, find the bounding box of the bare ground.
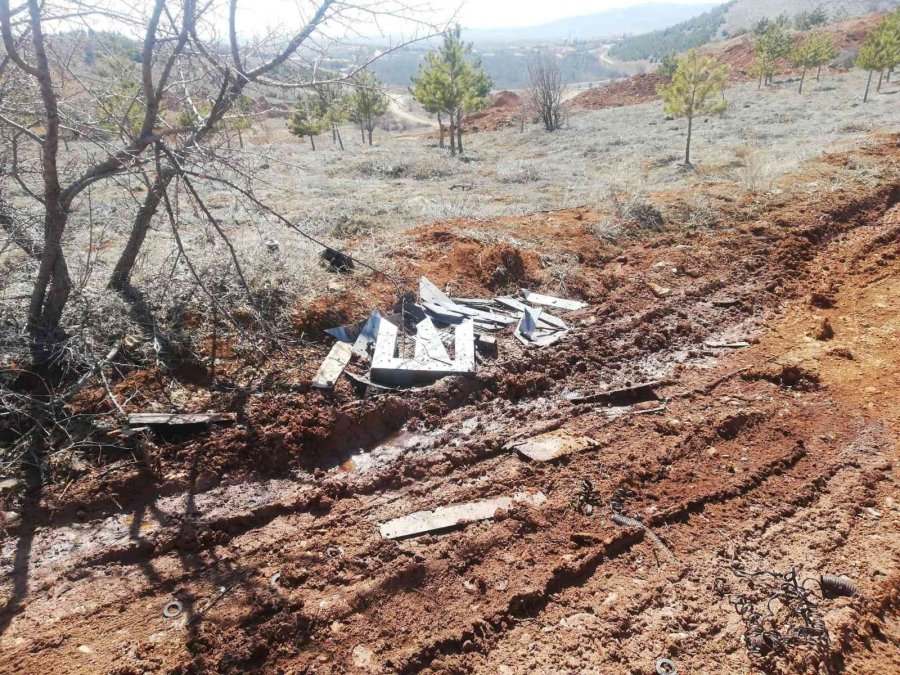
[0,134,898,673]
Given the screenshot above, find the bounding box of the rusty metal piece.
[819,575,858,598]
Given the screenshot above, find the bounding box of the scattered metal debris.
[510,429,597,462]
[370,316,475,387]
[573,478,597,516]
[311,341,354,389]
[163,599,183,619]
[705,340,750,349]
[570,381,662,406]
[609,489,678,563]
[729,565,831,658]
[521,289,587,311]
[321,276,587,391]
[128,413,235,427]
[379,491,547,539]
[655,657,678,675]
[325,545,344,559]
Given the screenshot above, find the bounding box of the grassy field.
[1,68,897,364]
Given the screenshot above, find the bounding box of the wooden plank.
[127,413,235,426]
[379,491,547,539]
[521,290,587,311]
[312,341,354,389]
[510,429,597,462]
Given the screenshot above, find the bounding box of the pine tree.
[789,34,834,93]
[314,83,348,150]
[657,50,730,166]
[410,25,492,156]
[347,69,389,145]
[809,31,839,81]
[754,21,792,86]
[857,16,900,102]
[287,96,326,150]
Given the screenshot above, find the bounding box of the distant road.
[388,97,438,128]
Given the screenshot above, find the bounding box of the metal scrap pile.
[311,276,587,390]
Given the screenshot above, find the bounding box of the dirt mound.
[463,90,523,132]
[568,73,661,110]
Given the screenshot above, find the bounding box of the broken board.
[312,341,354,389]
[510,429,597,462]
[379,491,547,539]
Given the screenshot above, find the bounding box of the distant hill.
[609,0,897,61]
[464,3,717,43]
[608,2,733,61]
[720,0,897,36]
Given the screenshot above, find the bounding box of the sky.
[229,0,717,38]
[438,0,713,29]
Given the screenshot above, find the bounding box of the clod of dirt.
[743,363,821,391]
[810,292,836,308]
[828,347,854,360]
[815,318,835,341]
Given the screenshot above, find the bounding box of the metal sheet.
[415,317,451,363]
[521,290,587,311]
[352,310,382,357]
[379,491,547,539]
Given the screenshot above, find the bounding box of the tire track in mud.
[3,156,898,673]
[327,421,847,671]
[455,427,895,674]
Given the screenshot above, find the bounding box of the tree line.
[288,69,390,150]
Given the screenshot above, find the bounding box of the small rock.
[815,318,834,341]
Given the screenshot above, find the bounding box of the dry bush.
[496,159,542,184]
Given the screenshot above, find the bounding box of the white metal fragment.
[312,341,354,389]
[521,290,587,311]
[379,491,547,539]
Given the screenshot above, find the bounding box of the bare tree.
[527,53,564,132]
[0,0,439,363]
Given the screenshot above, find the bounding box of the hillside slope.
[722,0,897,35]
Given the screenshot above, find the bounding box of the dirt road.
[1,139,898,674]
